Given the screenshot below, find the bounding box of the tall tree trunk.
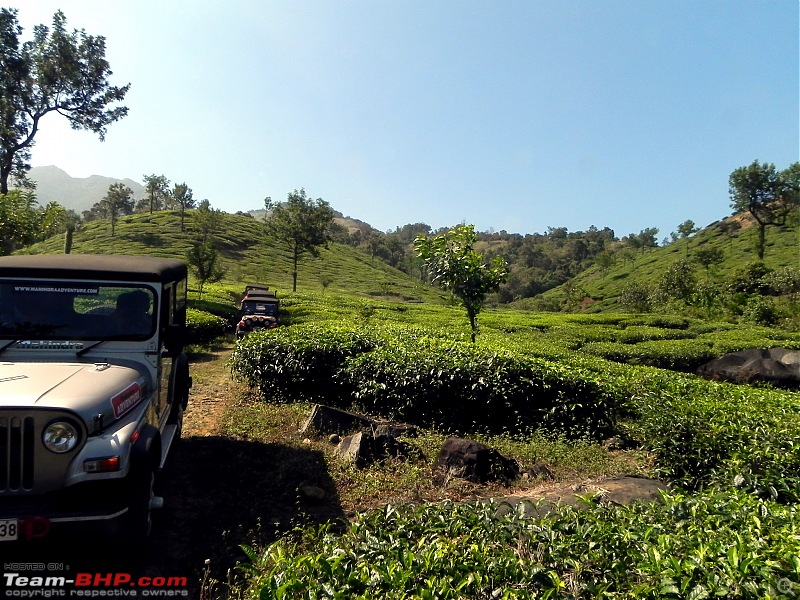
[468,307,477,344]
[64,227,74,254]
[292,245,299,292]
[0,155,11,195]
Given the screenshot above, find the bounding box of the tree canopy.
[137,174,170,214]
[265,189,335,292]
[171,182,195,231]
[729,160,799,260]
[414,224,508,343]
[0,8,129,194]
[0,189,67,254]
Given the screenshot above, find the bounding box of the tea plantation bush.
[185,308,229,345]
[341,339,619,437]
[580,339,718,370]
[241,487,800,599]
[230,322,380,403]
[231,322,622,437]
[618,368,800,501]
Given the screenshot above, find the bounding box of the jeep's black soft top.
[0,254,188,283]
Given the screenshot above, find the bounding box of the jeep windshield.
[241,300,278,317]
[0,282,156,340]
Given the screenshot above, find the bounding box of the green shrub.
[580,339,717,371]
[185,308,229,345]
[239,487,800,599]
[617,369,800,499]
[618,315,690,329]
[189,298,239,324]
[229,322,380,403]
[341,338,620,438]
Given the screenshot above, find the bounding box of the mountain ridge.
[25,165,145,213]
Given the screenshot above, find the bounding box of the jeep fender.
[131,424,161,473]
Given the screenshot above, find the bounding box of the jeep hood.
[0,361,147,425]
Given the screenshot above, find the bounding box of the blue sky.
[6,0,799,241]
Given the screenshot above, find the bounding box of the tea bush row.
[341,338,619,437]
[230,304,800,496]
[491,334,800,499]
[616,367,800,501]
[580,339,718,371]
[185,308,229,346]
[230,322,621,437]
[240,487,800,599]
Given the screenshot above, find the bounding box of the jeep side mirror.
[163,323,185,355]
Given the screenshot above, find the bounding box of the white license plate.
[0,519,18,541]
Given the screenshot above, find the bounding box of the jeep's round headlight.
[43,421,80,453]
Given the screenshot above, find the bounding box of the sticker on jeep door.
[111,383,142,418]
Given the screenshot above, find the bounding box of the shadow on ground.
[5,436,345,598]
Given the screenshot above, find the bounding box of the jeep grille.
[0,416,35,491]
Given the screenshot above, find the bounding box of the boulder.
[696,347,800,388]
[299,404,417,438]
[298,484,326,503]
[490,475,670,518]
[334,426,418,467]
[433,437,520,485]
[521,464,555,481]
[299,404,375,437]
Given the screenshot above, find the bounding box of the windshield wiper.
[76,340,106,357]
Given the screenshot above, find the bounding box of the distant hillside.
[19,210,448,304]
[24,166,145,214]
[531,213,800,312]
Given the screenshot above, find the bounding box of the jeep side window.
[161,284,173,330]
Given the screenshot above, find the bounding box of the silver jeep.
[0,254,191,545]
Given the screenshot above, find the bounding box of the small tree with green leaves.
[655,259,697,306]
[86,182,133,236]
[414,224,508,343]
[264,189,335,292]
[171,182,195,231]
[0,189,39,254]
[674,219,699,256]
[619,282,653,313]
[186,241,224,300]
[136,174,170,214]
[693,247,724,276]
[192,199,223,243]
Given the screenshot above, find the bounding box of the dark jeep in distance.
[0,254,191,545]
[235,291,280,338]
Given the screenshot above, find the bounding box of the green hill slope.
[19,210,448,303]
[532,214,799,313]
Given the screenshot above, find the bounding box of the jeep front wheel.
[123,463,160,551]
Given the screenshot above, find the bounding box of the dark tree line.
[334,221,623,304]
